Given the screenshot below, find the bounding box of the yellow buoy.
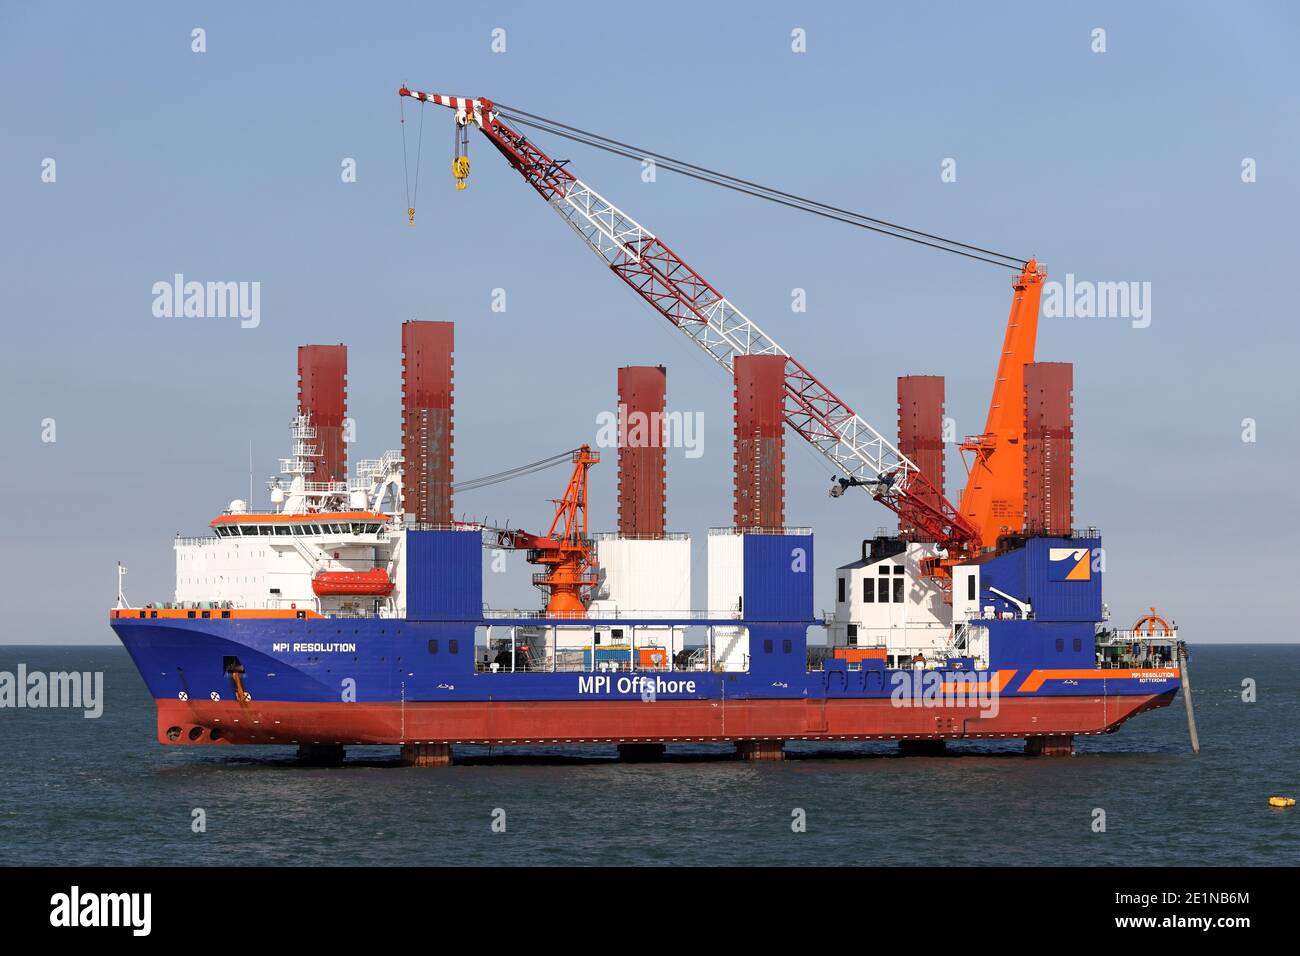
[1268,796,1295,808]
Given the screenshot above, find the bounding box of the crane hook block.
[407,207,415,226]
[452,156,471,190]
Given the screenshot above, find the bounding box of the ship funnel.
[617,365,667,538]
[732,355,786,531]
[297,344,348,485]
[401,321,455,525]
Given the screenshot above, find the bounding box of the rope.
[412,96,425,209]
[495,104,1026,271]
[400,94,411,211]
[454,448,582,493]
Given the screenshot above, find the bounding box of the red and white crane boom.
[398,89,980,557]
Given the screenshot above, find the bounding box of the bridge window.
[877,578,890,603]
[892,577,904,603]
[863,579,874,602]
[967,574,976,601]
[837,577,846,602]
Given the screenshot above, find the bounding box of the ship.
[108,90,1187,765]
[109,329,1185,765]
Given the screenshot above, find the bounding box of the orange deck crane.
[493,445,601,617]
[958,259,1047,549]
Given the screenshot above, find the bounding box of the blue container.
[405,529,482,620]
[1024,537,1102,623]
[742,532,814,622]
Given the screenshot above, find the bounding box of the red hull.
[156,693,1176,747]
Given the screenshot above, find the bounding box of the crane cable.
[453,448,582,493]
[492,103,1026,271]
[400,91,426,224]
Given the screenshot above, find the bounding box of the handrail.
[708,526,813,536]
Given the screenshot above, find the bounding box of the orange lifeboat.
[311,568,394,597]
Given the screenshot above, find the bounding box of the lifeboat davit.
[311,568,394,597]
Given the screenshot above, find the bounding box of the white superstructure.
[827,540,975,667]
[172,416,411,616]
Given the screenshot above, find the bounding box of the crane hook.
[452,118,471,191]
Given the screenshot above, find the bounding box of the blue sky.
[1,1,1296,643]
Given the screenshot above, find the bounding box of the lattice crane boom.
[398,88,979,556]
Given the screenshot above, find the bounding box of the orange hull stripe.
[939,669,1017,694]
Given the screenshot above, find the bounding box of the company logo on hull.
[1048,547,1091,581]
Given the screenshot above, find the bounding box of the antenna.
[249,440,254,506]
[116,562,131,609]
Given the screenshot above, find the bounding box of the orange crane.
[493,446,601,617]
[958,259,1047,549]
